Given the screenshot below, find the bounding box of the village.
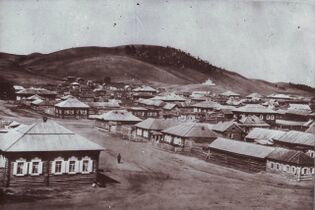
[0,76,314,209]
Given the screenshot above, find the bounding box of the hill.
[0,45,314,96]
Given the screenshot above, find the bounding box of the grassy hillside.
[0,45,314,96]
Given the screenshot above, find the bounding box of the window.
[303,168,308,175]
[276,164,280,170]
[270,115,275,120]
[32,162,39,174]
[17,162,24,175]
[82,160,89,173]
[68,161,76,173]
[55,161,62,173]
[270,162,274,169]
[286,165,290,172]
[266,114,270,120]
[260,114,264,120]
[291,166,296,174]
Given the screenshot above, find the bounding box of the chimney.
[43,116,48,122]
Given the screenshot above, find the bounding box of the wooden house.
[246,93,263,100]
[232,104,277,126]
[132,86,158,95]
[127,107,160,119]
[219,90,241,102]
[95,110,141,135]
[272,131,315,158]
[191,100,221,113]
[0,119,104,187]
[54,97,90,119]
[133,118,182,141]
[245,128,286,145]
[87,101,121,115]
[266,148,314,181]
[210,121,245,140]
[208,138,275,172]
[161,122,217,153]
[237,115,270,133]
[150,93,186,103]
[31,99,56,111]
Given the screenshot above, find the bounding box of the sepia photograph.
[0,0,314,209]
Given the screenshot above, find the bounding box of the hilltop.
[0,45,314,96]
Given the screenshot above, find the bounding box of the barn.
[0,119,104,187]
[208,138,275,172]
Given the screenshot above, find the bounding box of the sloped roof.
[192,100,221,109]
[0,120,104,152]
[162,122,217,138]
[275,119,308,126]
[267,94,292,99]
[246,93,263,98]
[137,98,165,107]
[96,110,142,122]
[87,101,120,108]
[60,95,75,100]
[27,94,44,101]
[163,103,177,110]
[55,97,89,108]
[267,148,314,166]
[219,90,240,97]
[31,98,44,105]
[273,131,315,147]
[285,109,311,116]
[150,93,186,102]
[211,121,243,133]
[209,137,275,158]
[238,115,270,127]
[233,104,276,114]
[306,122,315,134]
[135,118,182,130]
[288,104,311,111]
[246,128,286,141]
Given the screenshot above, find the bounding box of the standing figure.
[117,153,121,164]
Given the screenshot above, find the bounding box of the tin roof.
[273,131,315,147]
[233,104,276,114]
[0,120,104,152]
[211,121,243,133]
[246,128,286,141]
[137,98,165,107]
[96,110,142,122]
[163,103,177,110]
[192,101,221,109]
[55,97,89,108]
[267,148,314,166]
[209,137,275,158]
[135,118,182,130]
[162,122,217,138]
[275,119,308,126]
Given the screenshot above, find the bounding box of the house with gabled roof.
[245,128,286,145]
[133,118,182,141]
[237,115,270,133]
[15,87,57,101]
[55,97,90,119]
[161,122,217,153]
[95,110,141,135]
[0,119,104,187]
[210,121,245,140]
[232,104,277,126]
[266,148,314,181]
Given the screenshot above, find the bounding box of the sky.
[0,0,314,86]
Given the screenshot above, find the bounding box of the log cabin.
[54,97,90,119]
[266,148,314,181]
[95,110,141,135]
[272,131,315,158]
[0,119,104,187]
[210,121,245,140]
[232,104,277,126]
[208,138,275,172]
[160,122,217,153]
[133,118,182,141]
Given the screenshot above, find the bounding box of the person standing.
[117,153,121,164]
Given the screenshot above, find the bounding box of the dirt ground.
[0,103,314,210]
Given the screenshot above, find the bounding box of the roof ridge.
[183,122,198,137]
[5,123,37,151]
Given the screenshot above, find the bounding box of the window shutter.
[79,160,83,172]
[51,161,56,174]
[23,162,28,176]
[13,162,17,175]
[88,160,93,173]
[28,162,33,174]
[38,162,43,174]
[75,161,80,173]
[62,160,67,174]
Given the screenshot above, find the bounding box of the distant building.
[15,87,57,101]
[0,119,104,187]
[54,97,90,119]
